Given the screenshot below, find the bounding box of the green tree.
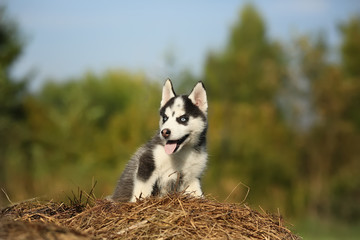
[0,6,29,206]
[205,4,284,103]
[203,4,296,215]
[17,71,161,201]
[341,16,360,78]
[329,16,360,221]
[291,17,360,221]
[340,16,360,130]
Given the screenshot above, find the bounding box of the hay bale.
[0,194,300,239]
[0,220,90,240]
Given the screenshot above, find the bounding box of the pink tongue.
[165,143,177,155]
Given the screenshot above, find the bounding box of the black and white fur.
[111,79,208,202]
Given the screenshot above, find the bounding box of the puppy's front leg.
[131,176,157,202]
[184,178,203,197]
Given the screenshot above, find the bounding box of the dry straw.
[0,193,300,240]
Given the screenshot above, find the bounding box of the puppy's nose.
[161,128,171,139]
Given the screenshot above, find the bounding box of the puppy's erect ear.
[188,81,208,113]
[161,79,176,108]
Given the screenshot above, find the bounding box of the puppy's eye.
[162,115,168,123]
[179,115,189,123]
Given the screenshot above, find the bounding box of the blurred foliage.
[203,5,297,216]
[206,5,285,103]
[8,72,160,202]
[0,6,29,204]
[1,4,360,225]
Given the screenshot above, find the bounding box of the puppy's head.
[159,79,208,155]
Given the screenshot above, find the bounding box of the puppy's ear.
[161,79,176,108]
[188,81,208,113]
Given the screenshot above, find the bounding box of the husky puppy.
[111,79,208,202]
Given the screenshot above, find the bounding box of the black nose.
[161,129,171,139]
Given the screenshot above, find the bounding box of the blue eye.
[162,115,168,123]
[179,115,189,123]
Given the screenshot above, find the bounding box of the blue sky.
[4,0,360,90]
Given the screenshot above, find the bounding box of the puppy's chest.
[151,145,199,186]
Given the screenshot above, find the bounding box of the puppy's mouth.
[164,134,190,155]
